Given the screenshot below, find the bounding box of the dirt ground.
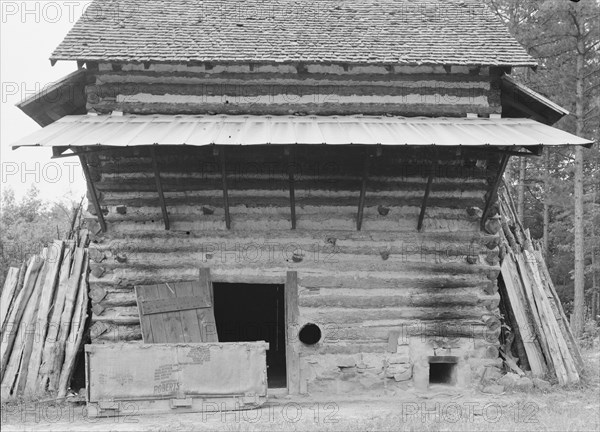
[2,350,599,432]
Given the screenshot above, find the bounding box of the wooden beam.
[149,146,170,230]
[356,154,370,231]
[78,154,106,233]
[51,147,115,159]
[218,147,231,229]
[287,147,297,230]
[481,154,510,229]
[285,271,300,394]
[523,145,544,156]
[52,146,69,158]
[417,162,436,231]
[462,146,541,158]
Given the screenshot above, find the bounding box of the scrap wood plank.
[24,240,65,395]
[0,255,44,381]
[516,253,569,385]
[160,281,186,343]
[136,284,168,343]
[524,256,573,384]
[533,248,584,373]
[0,267,20,331]
[0,262,27,336]
[514,254,552,361]
[38,243,75,392]
[1,252,46,397]
[525,250,579,384]
[500,256,546,377]
[197,268,218,342]
[135,269,217,343]
[176,281,205,343]
[57,255,89,398]
[48,247,85,392]
[14,248,51,395]
[138,295,208,315]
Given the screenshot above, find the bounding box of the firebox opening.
[213,283,287,389]
[428,356,458,385]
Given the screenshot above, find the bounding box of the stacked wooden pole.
[498,187,582,385]
[0,231,90,399]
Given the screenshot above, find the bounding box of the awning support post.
[481,153,511,229]
[217,147,232,230]
[287,146,297,230]
[78,154,107,233]
[149,146,170,230]
[357,152,370,231]
[417,161,437,231]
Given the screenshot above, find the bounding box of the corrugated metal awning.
[12,114,593,149]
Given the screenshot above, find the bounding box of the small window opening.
[298,323,321,345]
[428,356,458,385]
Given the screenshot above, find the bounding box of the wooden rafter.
[51,146,112,159]
[218,147,232,229]
[463,146,541,158]
[417,162,437,231]
[149,146,170,230]
[78,154,107,233]
[287,147,297,230]
[481,154,511,229]
[357,153,370,231]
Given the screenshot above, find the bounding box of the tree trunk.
[592,199,598,323]
[517,158,526,222]
[572,41,586,337]
[543,149,550,257]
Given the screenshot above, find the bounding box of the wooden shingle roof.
[51,0,537,67]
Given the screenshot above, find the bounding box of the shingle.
[50,0,537,67]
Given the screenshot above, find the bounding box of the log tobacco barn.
[13,0,592,411]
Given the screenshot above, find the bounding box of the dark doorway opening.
[213,283,287,388]
[428,356,458,385]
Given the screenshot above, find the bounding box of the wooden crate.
[85,342,269,417]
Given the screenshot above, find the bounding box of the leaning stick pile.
[0,230,89,399]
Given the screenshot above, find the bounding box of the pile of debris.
[0,231,90,399]
[496,187,583,386]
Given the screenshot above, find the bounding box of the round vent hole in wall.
[298,323,321,345]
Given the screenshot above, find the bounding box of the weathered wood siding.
[86,145,502,392]
[85,62,502,117]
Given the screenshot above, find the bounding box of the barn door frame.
[285,271,300,395]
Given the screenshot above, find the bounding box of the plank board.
[500,256,546,377]
[135,270,217,343]
[0,267,20,331]
[533,248,584,373]
[38,243,75,392]
[1,254,46,397]
[48,246,85,392]
[58,255,89,398]
[24,241,65,395]
[516,253,567,384]
[139,296,209,315]
[1,255,44,381]
[85,342,268,416]
[524,250,578,384]
[285,271,300,394]
[15,249,51,395]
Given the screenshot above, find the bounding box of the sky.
[1,1,92,203]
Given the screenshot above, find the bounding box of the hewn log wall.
[85,145,502,393]
[85,62,502,117]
